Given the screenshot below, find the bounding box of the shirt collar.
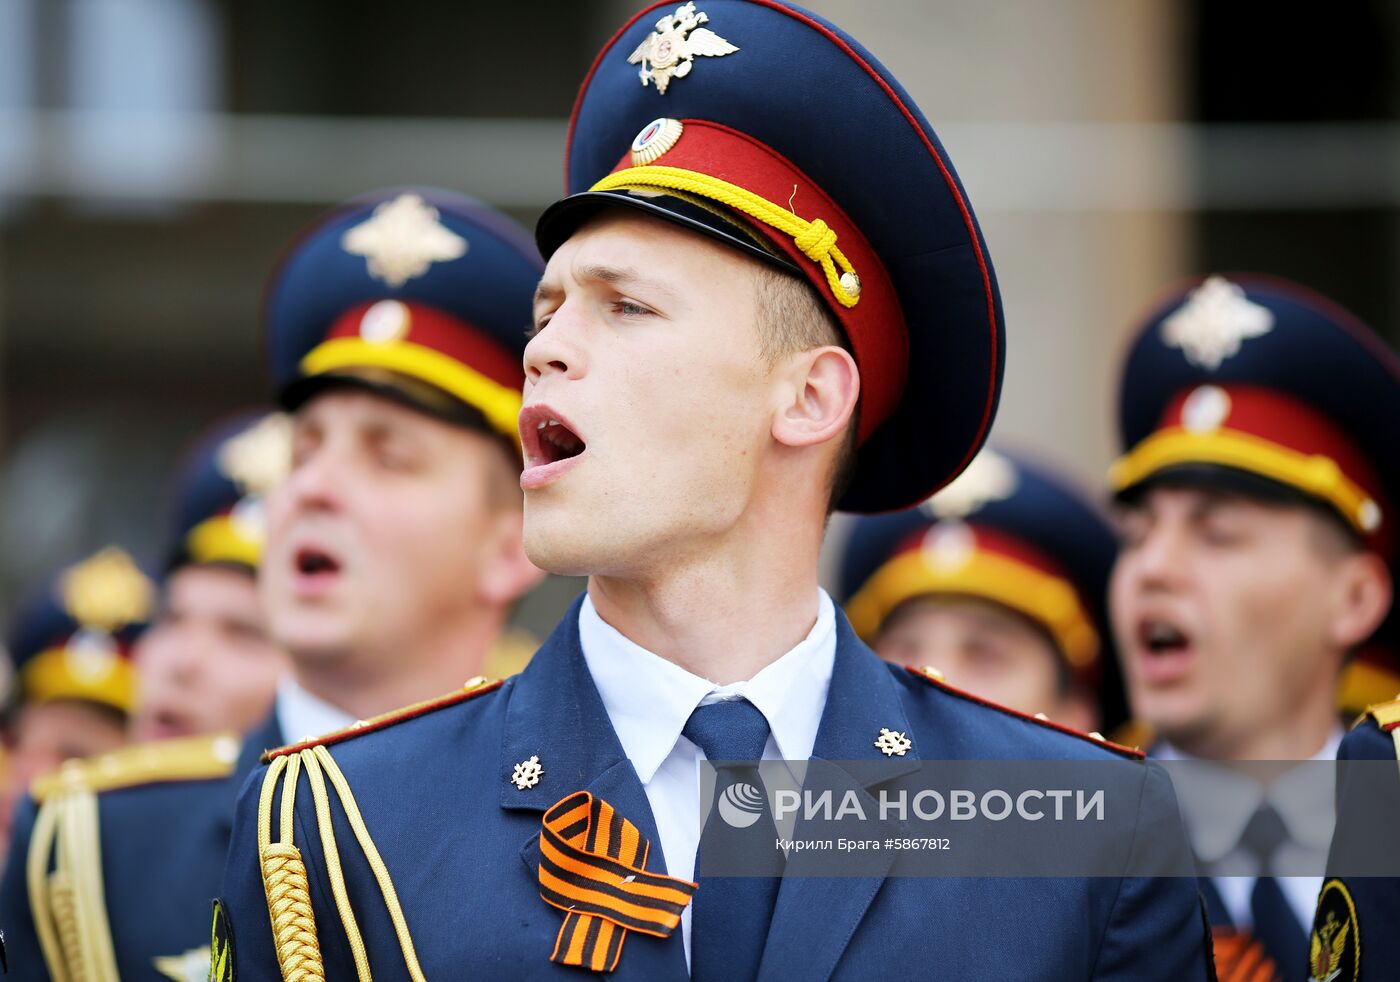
[578,590,837,783]
[1157,726,1344,862]
[275,674,356,745]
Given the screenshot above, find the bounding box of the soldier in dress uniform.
[838,446,1124,735]
[0,546,153,855]
[129,411,291,745]
[1106,274,1399,982]
[217,4,1213,979]
[0,187,546,981]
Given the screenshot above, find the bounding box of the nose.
[1126,518,1190,592]
[523,305,586,384]
[281,444,343,515]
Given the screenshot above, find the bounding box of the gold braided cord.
[301,751,372,982]
[26,783,119,982]
[257,753,287,852]
[57,789,118,982]
[49,874,81,982]
[258,753,325,981]
[27,798,68,982]
[590,165,863,308]
[260,844,325,982]
[312,744,429,982]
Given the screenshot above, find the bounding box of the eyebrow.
[533,263,682,309]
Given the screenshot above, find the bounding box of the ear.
[1328,551,1393,649]
[476,508,547,606]
[770,345,860,449]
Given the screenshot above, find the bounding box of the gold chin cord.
[27,782,121,982]
[257,745,428,982]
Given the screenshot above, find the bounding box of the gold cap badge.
[627,3,738,95]
[60,548,153,633]
[218,412,292,496]
[630,118,685,166]
[922,448,1018,520]
[341,193,468,288]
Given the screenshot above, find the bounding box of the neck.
[1174,682,1340,761]
[291,610,505,721]
[588,500,825,685]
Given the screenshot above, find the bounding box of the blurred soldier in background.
[0,546,153,855]
[1107,274,1399,981]
[839,446,1124,735]
[0,187,546,981]
[128,411,291,744]
[0,410,285,981]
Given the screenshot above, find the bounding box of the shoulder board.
[263,676,503,762]
[1361,696,1400,731]
[905,665,1145,760]
[31,732,241,802]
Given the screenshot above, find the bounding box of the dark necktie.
[1241,802,1305,982]
[683,699,782,982]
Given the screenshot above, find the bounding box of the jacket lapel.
[503,597,686,979]
[757,612,920,982]
[220,710,285,831]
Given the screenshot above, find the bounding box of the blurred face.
[130,565,286,742]
[1,700,126,847]
[1110,485,1349,753]
[523,211,776,575]
[262,388,516,664]
[874,596,1091,729]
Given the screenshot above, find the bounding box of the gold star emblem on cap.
[512,754,544,790]
[874,728,912,757]
[341,192,468,288]
[627,2,738,95]
[218,412,292,496]
[60,547,154,632]
[923,447,1018,520]
[1161,275,1274,371]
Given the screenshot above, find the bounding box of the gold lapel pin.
[512,754,544,791]
[874,728,912,757]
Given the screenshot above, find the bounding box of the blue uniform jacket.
[0,713,283,981]
[1312,715,1400,981]
[220,600,1212,980]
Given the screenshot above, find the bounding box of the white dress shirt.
[1159,727,1342,930]
[578,590,837,967]
[275,674,356,746]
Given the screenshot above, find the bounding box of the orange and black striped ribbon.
[1210,930,1279,982]
[538,791,697,973]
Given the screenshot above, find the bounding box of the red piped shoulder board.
[905,665,1144,760]
[263,676,504,762]
[1363,697,1400,732]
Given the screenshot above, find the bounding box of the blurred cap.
[5,547,155,716]
[163,410,291,574]
[839,447,1125,725]
[264,188,543,445]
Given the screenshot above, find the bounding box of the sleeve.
[0,795,53,982]
[1090,763,1214,981]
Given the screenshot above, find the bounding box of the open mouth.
[1139,619,1189,656]
[519,405,588,487]
[537,418,585,464]
[1134,617,1195,684]
[294,545,342,578]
